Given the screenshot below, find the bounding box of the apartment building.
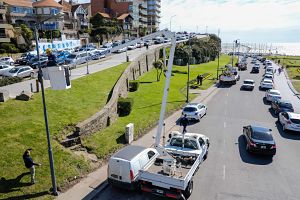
[91,0,155,37]
[147,0,160,33]
[0,0,13,42]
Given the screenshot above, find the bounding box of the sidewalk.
[56,84,220,200]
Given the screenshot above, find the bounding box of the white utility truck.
[219,64,240,85]
[107,30,210,200]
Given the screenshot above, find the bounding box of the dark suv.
[251,66,259,73]
[271,100,294,115]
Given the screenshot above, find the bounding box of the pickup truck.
[139,131,209,200]
[219,65,240,85]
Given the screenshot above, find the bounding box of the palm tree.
[153,60,164,81]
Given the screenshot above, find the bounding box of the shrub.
[129,80,139,92]
[0,49,5,54]
[117,97,134,116]
[0,77,22,87]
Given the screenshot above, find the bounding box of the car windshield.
[244,81,254,84]
[252,131,273,141]
[9,68,19,73]
[67,54,76,59]
[279,103,293,109]
[169,138,198,150]
[291,119,300,124]
[269,91,280,95]
[183,107,197,112]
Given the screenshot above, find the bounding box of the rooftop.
[3,0,32,7]
[33,0,63,8]
[112,145,146,161]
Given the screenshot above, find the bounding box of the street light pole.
[34,26,58,196]
[216,28,220,80]
[85,39,89,74]
[169,15,176,31]
[231,40,235,66]
[186,35,191,103]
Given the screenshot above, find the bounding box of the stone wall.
[75,47,161,136]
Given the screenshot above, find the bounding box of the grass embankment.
[268,56,300,93]
[82,55,233,158]
[0,63,128,200]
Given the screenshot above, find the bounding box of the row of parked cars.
[242,57,300,157]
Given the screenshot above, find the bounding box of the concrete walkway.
[56,84,220,200]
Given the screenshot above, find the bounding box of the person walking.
[196,75,201,84]
[23,149,41,184]
[180,114,189,133]
[199,75,203,86]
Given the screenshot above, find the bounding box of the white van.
[108,145,158,190]
[65,52,89,69]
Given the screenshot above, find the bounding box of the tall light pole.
[34,12,63,196]
[205,25,208,34]
[217,28,220,80]
[169,15,176,31]
[186,35,191,103]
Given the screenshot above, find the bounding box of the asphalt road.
[93,58,300,200]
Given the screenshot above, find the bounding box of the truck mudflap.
[140,181,182,199]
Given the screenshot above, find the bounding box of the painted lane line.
[227,92,229,97]
[224,122,226,128]
[223,165,226,180]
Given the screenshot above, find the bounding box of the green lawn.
[0,63,128,199]
[82,55,234,158]
[267,55,300,67]
[286,67,300,80]
[291,81,300,93]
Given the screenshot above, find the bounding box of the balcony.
[139,3,147,10]
[0,5,6,14]
[139,10,147,16]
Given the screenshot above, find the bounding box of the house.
[117,13,133,39]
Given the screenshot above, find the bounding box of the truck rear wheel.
[183,179,193,199]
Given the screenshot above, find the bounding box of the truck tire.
[203,151,208,160]
[183,179,193,199]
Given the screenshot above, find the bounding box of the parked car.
[0,57,14,65]
[108,145,159,190]
[265,89,281,102]
[2,66,34,78]
[271,99,294,115]
[263,74,273,81]
[278,112,300,133]
[136,42,144,48]
[113,46,127,53]
[127,43,138,50]
[65,52,88,69]
[90,50,106,60]
[15,53,35,65]
[241,79,255,90]
[181,103,207,121]
[164,38,171,43]
[260,79,273,90]
[265,67,274,74]
[102,42,113,49]
[144,40,152,46]
[243,125,276,156]
[29,57,48,69]
[98,47,111,55]
[0,64,14,76]
[153,37,164,44]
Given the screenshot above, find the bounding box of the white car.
[265,67,274,74]
[0,57,14,65]
[254,63,260,68]
[0,64,14,76]
[279,112,300,132]
[265,89,281,102]
[127,43,137,50]
[241,79,255,90]
[260,79,273,90]
[264,74,273,81]
[2,66,34,78]
[115,46,127,53]
[182,103,207,121]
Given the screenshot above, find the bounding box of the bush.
[117,97,134,116]
[0,43,19,53]
[0,77,22,87]
[0,49,5,54]
[129,80,139,92]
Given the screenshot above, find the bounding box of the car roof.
[112,145,147,161]
[14,66,31,69]
[278,99,291,104]
[263,79,273,83]
[287,112,300,119]
[244,79,254,82]
[251,125,272,134]
[269,89,280,93]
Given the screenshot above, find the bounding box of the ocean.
[222,43,300,56]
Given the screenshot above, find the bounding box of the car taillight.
[249,141,256,147]
[130,170,134,182]
[166,193,178,199]
[271,144,276,149]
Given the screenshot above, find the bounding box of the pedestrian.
[274,69,276,74]
[196,75,201,84]
[199,75,203,86]
[145,43,149,50]
[180,114,189,133]
[278,67,281,75]
[23,148,41,184]
[46,48,57,67]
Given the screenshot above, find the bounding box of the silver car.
[181,103,207,121]
[0,64,14,76]
[3,66,34,78]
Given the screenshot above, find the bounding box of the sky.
[160,0,300,43]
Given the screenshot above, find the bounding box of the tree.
[153,60,164,81]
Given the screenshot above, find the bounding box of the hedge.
[129,80,140,92]
[0,77,22,87]
[117,97,134,116]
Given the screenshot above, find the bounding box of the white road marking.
[223,165,226,180]
[224,122,226,128]
[227,92,229,97]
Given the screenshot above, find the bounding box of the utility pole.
[231,40,235,66]
[217,28,220,80]
[186,35,191,103]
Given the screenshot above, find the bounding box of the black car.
[271,99,294,115]
[243,125,276,156]
[251,66,259,73]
